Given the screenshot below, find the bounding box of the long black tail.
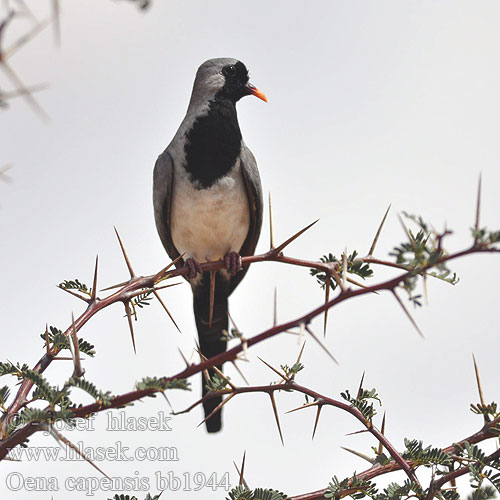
[193,272,229,433]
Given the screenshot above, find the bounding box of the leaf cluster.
[390,213,458,307]
[470,401,499,420]
[402,438,452,467]
[0,361,113,434]
[310,251,373,291]
[66,377,113,406]
[325,475,428,500]
[40,326,96,357]
[131,291,153,310]
[135,376,190,393]
[227,485,288,500]
[341,388,381,421]
[454,442,500,494]
[280,363,304,378]
[206,373,230,392]
[0,385,10,409]
[127,290,154,320]
[108,495,160,500]
[467,486,498,500]
[381,480,424,500]
[472,228,500,247]
[58,278,91,297]
[325,474,377,499]
[222,327,245,341]
[8,407,75,434]
[0,361,29,378]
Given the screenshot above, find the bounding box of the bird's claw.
[185,258,202,279]
[224,252,242,276]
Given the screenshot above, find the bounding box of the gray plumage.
[153,58,265,432]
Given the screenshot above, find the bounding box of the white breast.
[170,160,250,264]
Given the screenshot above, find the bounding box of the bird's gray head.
[188,58,267,108]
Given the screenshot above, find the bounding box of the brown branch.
[177,381,418,483]
[425,446,500,500]
[289,414,500,500]
[177,381,500,497]
[0,242,498,463]
[0,248,351,434]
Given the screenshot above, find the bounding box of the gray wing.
[228,144,263,295]
[153,150,180,262]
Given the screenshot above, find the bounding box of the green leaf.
[6,407,74,434]
[40,326,96,357]
[135,377,190,393]
[472,227,500,246]
[470,402,498,419]
[389,213,459,307]
[310,251,373,291]
[132,291,153,309]
[466,486,497,500]
[66,377,113,406]
[325,473,377,499]
[0,361,28,378]
[253,488,288,500]
[205,373,230,392]
[22,369,56,403]
[0,385,10,407]
[442,490,461,500]
[382,480,423,500]
[222,327,244,341]
[280,363,304,378]
[402,438,452,467]
[341,388,381,421]
[226,486,287,500]
[227,485,253,500]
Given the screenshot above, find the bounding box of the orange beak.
[246,83,268,103]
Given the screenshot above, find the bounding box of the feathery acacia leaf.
[0,361,28,378]
[58,278,91,296]
[206,373,230,392]
[310,250,373,291]
[40,326,96,357]
[402,438,452,467]
[108,495,161,500]
[325,474,378,499]
[22,369,56,403]
[66,377,113,406]
[389,213,461,307]
[280,363,304,379]
[135,377,190,393]
[341,388,381,421]
[132,290,153,309]
[0,385,10,407]
[226,486,288,500]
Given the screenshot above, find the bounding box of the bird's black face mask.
[219,61,267,103]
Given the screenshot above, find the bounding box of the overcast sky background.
[1,1,500,499]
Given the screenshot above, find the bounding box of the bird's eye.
[223,65,237,78]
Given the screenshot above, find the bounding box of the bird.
[153,58,266,432]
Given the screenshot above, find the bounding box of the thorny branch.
[1,6,498,498]
[0,226,498,469]
[287,413,500,500]
[1,173,499,498]
[175,381,420,484]
[0,231,490,433]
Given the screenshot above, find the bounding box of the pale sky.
[1,1,500,499]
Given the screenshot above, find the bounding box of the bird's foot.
[185,258,203,279]
[224,251,242,276]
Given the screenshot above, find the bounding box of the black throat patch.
[184,97,242,189]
